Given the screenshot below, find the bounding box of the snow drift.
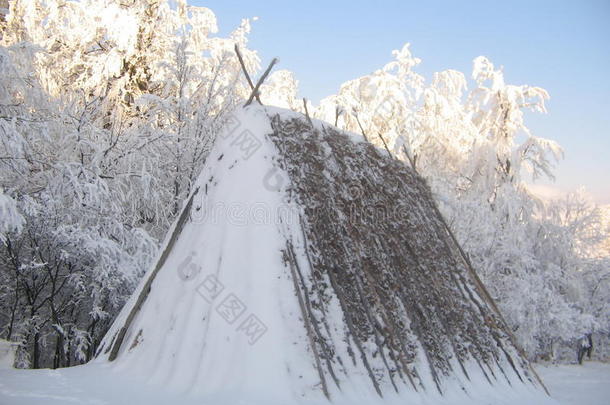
[94,105,554,404]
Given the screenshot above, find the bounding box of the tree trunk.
[32,332,40,369]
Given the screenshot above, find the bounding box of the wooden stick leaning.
[108,188,199,361]
[377,132,393,157]
[234,44,262,104]
[303,98,313,126]
[353,111,369,142]
[399,142,549,395]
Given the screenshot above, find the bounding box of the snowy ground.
[535,361,610,405]
[0,361,607,405]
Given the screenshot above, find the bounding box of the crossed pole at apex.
[234,44,278,107]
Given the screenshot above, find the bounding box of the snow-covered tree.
[0,0,259,368]
[260,69,300,110]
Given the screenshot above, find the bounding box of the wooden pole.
[377,132,393,157]
[398,142,549,395]
[234,44,262,104]
[245,58,278,107]
[401,145,416,170]
[303,98,313,126]
[107,188,199,361]
[353,112,369,142]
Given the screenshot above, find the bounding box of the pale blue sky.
[195,0,609,203]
